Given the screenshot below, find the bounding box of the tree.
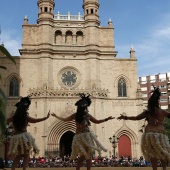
[164,120,170,141]
[0,45,16,133]
[164,108,170,143]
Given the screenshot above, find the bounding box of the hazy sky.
[0,0,170,77]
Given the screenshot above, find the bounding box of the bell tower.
[35,0,55,45]
[37,0,55,24]
[83,0,100,26]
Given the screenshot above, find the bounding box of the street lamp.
[109,135,119,158]
[4,124,13,166]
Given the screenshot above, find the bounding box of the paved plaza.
[5,168,170,170]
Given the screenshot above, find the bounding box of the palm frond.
[0,90,6,134]
[0,88,7,102]
[0,99,6,110]
[0,74,2,82]
[0,46,16,134]
[0,110,6,134]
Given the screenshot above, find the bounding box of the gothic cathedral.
[0,0,144,159]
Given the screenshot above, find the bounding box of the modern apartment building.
[138,73,170,110]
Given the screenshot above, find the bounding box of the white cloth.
[71,131,107,160]
[8,132,39,158]
[141,131,170,161]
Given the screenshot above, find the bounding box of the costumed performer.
[117,86,170,170]
[51,93,114,170]
[7,96,50,170]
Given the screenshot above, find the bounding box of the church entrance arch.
[60,131,74,158]
[47,120,76,158]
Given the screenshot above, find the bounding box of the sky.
[0,0,170,77]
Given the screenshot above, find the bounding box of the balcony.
[54,12,84,21]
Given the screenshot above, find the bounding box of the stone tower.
[0,0,143,159]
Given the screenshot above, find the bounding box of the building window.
[160,85,166,89]
[76,31,83,45]
[159,78,166,82]
[61,70,77,87]
[141,87,147,91]
[141,77,147,84]
[44,7,48,12]
[142,94,148,98]
[65,31,73,44]
[55,30,62,44]
[150,79,155,83]
[118,78,127,97]
[160,99,168,102]
[161,92,167,96]
[150,75,155,83]
[9,77,19,97]
[150,86,154,90]
[58,67,81,89]
[86,9,88,14]
[141,81,146,84]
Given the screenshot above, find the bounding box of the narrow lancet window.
[118,78,127,97]
[9,77,19,97]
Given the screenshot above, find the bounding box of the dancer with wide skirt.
[117,86,170,170]
[51,93,114,170]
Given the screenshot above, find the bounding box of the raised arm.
[51,112,75,122]
[27,110,50,123]
[89,114,114,124]
[117,110,148,121]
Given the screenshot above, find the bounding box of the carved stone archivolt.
[28,86,109,98]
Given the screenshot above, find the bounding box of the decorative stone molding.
[28,86,109,98]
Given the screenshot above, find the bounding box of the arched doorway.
[47,120,76,158]
[60,131,74,159]
[118,134,132,158]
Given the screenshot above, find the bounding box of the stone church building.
[0,0,144,159]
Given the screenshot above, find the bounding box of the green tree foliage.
[164,117,170,140]
[0,45,16,133]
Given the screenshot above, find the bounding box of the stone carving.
[64,101,75,115]
[28,86,109,98]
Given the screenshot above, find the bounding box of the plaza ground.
[5,167,170,170]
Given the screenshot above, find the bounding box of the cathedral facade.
[0,0,144,159]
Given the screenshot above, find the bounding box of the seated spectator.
[0,157,4,170]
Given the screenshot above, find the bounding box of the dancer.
[117,86,170,170]
[7,97,50,170]
[51,93,114,170]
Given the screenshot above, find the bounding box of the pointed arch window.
[118,78,127,97]
[9,77,19,97]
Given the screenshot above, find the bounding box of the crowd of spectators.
[2,155,158,168]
